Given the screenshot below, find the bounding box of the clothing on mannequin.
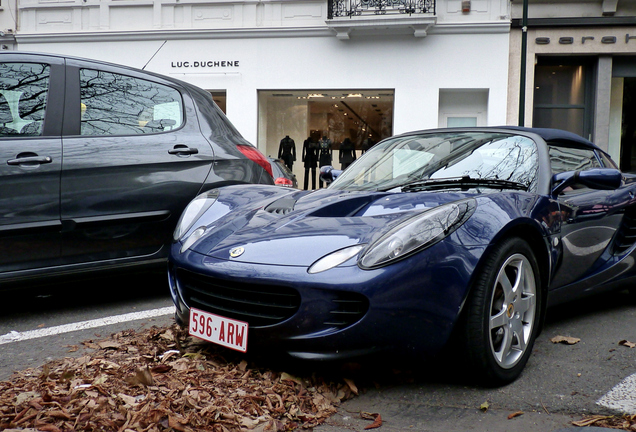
[302,136,319,190]
[318,135,332,188]
[339,137,356,170]
[278,135,296,170]
[361,138,375,154]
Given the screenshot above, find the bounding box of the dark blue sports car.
[168,127,633,385]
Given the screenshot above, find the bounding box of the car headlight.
[359,199,476,269]
[174,190,220,241]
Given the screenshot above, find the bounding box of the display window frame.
[257,89,395,190]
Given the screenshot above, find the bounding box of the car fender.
[453,194,555,333]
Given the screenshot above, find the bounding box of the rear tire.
[462,237,542,386]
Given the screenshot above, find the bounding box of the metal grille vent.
[324,292,369,329]
[177,269,301,327]
[613,208,636,255]
[264,197,296,215]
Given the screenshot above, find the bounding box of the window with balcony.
[328,0,435,18]
[326,0,436,39]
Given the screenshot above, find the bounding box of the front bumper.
[168,240,485,361]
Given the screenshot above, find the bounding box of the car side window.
[598,151,618,169]
[79,69,184,136]
[548,145,601,174]
[549,144,602,194]
[0,63,50,137]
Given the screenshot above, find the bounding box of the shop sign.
[171,60,240,68]
[535,34,636,45]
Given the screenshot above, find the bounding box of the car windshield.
[330,131,539,192]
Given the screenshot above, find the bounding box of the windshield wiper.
[400,175,528,192]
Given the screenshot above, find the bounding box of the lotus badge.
[229,246,245,258]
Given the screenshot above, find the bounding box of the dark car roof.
[0,51,192,89]
[401,126,601,152]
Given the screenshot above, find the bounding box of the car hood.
[188,186,477,266]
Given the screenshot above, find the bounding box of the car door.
[549,144,626,288]
[0,55,64,275]
[59,60,215,264]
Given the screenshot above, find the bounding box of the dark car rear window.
[79,68,184,136]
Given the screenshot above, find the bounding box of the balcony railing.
[327,0,436,19]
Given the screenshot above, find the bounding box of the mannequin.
[302,135,319,190]
[339,137,356,169]
[318,135,332,188]
[278,135,296,170]
[361,137,375,154]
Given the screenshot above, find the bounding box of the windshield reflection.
[330,132,539,192]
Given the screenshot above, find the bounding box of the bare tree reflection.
[0,63,49,136]
[80,69,182,136]
[333,132,540,192]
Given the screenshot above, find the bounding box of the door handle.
[7,155,53,166]
[168,145,198,156]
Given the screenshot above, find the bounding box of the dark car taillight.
[237,145,273,178]
[275,177,293,187]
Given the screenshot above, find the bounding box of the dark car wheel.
[462,237,542,386]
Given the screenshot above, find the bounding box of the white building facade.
[4,0,512,187]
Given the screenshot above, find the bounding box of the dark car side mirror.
[551,168,623,197]
[319,165,343,185]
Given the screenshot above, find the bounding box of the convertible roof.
[496,126,600,151]
[409,126,602,152]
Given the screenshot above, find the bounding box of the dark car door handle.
[7,155,53,166]
[168,145,198,156]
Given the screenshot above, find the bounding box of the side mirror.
[319,165,343,185]
[551,168,622,197]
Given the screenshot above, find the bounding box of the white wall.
[21,30,510,146]
[0,0,16,32]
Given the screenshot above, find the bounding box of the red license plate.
[189,308,248,353]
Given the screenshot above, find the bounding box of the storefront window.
[209,91,226,114]
[258,90,394,190]
[533,58,593,138]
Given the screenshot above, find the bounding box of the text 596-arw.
[189,308,248,353]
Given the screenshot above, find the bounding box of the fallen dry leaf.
[480,401,490,412]
[97,340,121,350]
[364,413,383,430]
[344,378,359,395]
[0,324,357,432]
[551,335,581,345]
[619,340,636,348]
[151,364,172,374]
[572,415,617,427]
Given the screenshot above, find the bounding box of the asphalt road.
[318,288,636,432]
[0,272,175,381]
[1,274,636,432]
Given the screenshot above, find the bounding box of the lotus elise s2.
[168,127,634,385]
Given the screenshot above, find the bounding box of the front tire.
[462,237,542,386]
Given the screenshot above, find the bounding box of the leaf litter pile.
[0,324,361,432]
[5,324,635,432]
